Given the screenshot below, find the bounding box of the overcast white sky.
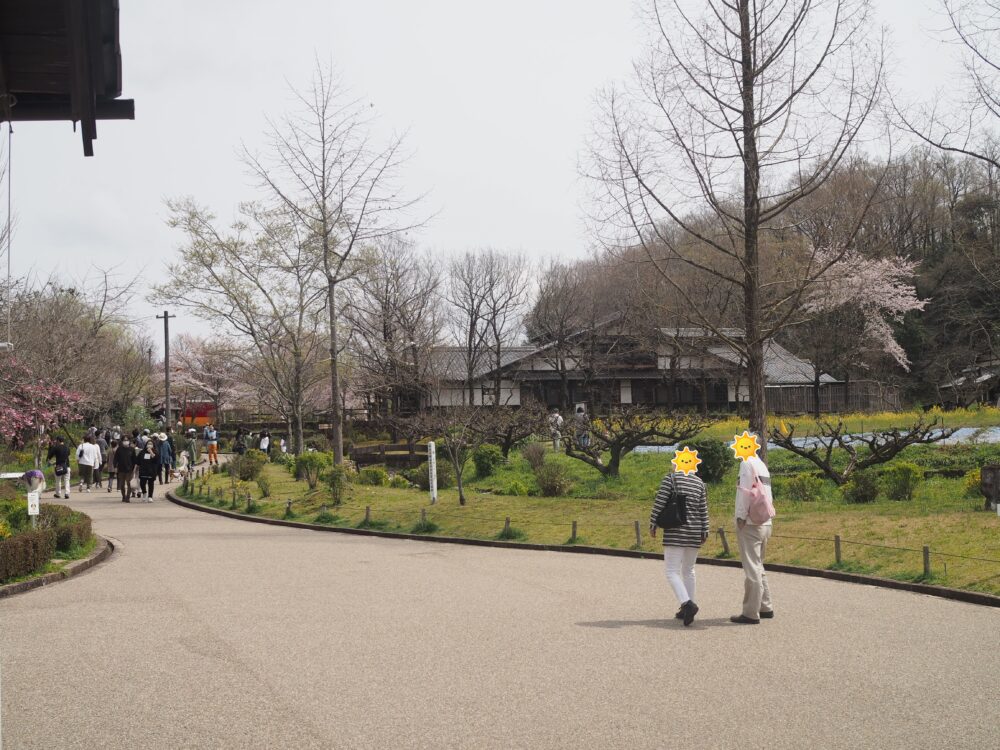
[4,0,960,349]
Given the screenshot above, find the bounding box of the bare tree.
[244,62,420,464]
[155,200,327,454]
[897,0,1000,170]
[481,251,530,403]
[590,0,884,455]
[770,417,955,485]
[444,251,492,404]
[524,260,590,409]
[346,237,442,416]
[561,406,712,479]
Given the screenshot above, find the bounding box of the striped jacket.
[649,472,709,548]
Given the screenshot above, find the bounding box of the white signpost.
[427,441,438,505]
[27,491,40,528]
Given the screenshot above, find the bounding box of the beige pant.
[737,523,773,619]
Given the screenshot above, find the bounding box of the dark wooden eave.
[0,0,135,156]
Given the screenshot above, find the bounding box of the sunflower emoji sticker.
[672,446,702,476]
[731,431,762,462]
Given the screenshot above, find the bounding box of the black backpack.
[654,474,688,529]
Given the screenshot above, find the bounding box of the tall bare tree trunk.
[740,0,767,459]
[328,278,344,464]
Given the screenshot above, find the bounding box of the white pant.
[663,546,699,604]
[55,468,71,496]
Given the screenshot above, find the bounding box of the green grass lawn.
[182,440,1000,596]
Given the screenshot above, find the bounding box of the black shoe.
[730,615,760,625]
[675,608,684,620]
[681,600,699,626]
[759,610,774,619]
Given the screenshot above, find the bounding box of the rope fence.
[179,473,1000,582]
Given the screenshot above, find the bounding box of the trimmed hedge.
[38,504,92,552]
[0,528,56,581]
[0,502,93,583]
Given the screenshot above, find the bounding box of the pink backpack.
[745,465,776,525]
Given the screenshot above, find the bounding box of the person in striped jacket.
[649,452,709,626]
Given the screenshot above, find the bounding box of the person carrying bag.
[649,449,709,626]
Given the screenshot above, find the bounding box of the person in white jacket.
[731,453,774,624]
[76,435,103,493]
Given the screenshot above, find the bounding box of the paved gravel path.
[1,482,998,749]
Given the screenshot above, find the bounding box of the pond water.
[632,425,1000,454]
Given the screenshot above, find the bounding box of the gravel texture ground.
[0,481,997,749]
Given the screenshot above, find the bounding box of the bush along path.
[175,447,1000,598]
[0,499,108,595]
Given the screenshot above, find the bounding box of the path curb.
[0,535,114,600]
[167,492,1000,609]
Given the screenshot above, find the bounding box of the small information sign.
[428,441,438,505]
[27,491,40,516]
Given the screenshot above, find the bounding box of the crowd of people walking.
[40,423,289,503]
[44,425,189,503]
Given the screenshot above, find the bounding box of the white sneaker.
[146,498,153,503]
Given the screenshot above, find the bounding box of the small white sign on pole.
[27,491,40,516]
[427,441,438,505]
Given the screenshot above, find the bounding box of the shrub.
[0,528,57,582]
[38,504,91,552]
[295,452,331,490]
[881,462,922,502]
[305,434,331,452]
[842,471,879,504]
[496,524,527,541]
[784,474,825,503]
[0,520,10,539]
[0,483,16,501]
[325,465,350,506]
[964,468,982,497]
[389,474,411,489]
[313,510,338,524]
[686,439,734,483]
[521,443,547,472]
[358,466,390,486]
[403,461,455,491]
[277,452,296,473]
[231,450,268,481]
[256,475,272,498]
[534,463,572,497]
[502,480,529,497]
[473,444,505,478]
[410,518,440,534]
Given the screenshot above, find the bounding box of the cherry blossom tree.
[0,357,82,464]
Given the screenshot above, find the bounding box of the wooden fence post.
[421,508,427,525]
[365,506,371,524]
[634,520,641,549]
[923,546,931,578]
[835,535,842,565]
[504,517,511,536]
[717,528,730,557]
[571,520,577,542]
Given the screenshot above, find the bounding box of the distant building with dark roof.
[421,324,897,413]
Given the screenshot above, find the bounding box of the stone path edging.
[0,535,114,599]
[166,492,1000,609]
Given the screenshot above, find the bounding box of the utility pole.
[156,310,176,427]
